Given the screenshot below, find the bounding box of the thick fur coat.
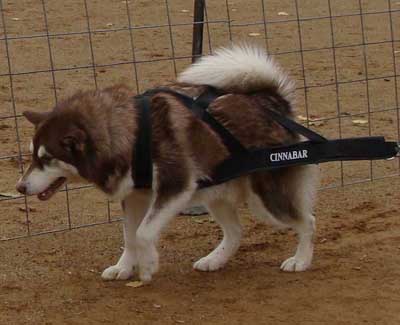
[17,45,318,282]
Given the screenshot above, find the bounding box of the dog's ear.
[61,128,87,153]
[23,111,50,126]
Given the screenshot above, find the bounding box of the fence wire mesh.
[0,0,399,241]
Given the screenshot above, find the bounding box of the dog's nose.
[16,182,27,194]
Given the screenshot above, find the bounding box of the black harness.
[132,87,399,189]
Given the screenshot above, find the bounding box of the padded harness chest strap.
[132,94,153,188]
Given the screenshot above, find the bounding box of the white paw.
[101,264,134,281]
[193,254,227,272]
[280,256,310,272]
[137,246,159,283]
[138,260,158,283]
[139,269,153,283]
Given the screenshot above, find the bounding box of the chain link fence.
[0,0,399,241]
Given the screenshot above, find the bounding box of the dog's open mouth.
[37,177,67,201]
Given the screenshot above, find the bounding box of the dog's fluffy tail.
[178,44,294,102]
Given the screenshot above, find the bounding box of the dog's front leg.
[102,192,151,281]
[135,184,196,282]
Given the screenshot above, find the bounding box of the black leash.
[132,87,399,189]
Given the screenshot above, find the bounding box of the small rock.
[309,120,325,127]
[352,119,368,126]
[0,192,19,198]
[18,207,36,213]
[297,115,324,126]
[181,206,208,216]
[297,115,308,121]
[0,124,11,130]
[126,281,144,288]
[106,23,113,27]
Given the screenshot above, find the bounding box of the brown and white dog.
[16,45,318,282]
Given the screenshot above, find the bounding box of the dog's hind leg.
[248,165,318,272]
[194,199,242,272]
[280,213,315,272]
[101,192,150,281]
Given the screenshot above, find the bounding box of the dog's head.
[16,110,89,200]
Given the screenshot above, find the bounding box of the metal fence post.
[182,0,209,216]
[192,0,205,63]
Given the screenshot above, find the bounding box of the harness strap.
[132,95,153,188]
[132,86,235,189]
[198,137,398,188]
[191,88,247,154]
[143,87,247,155]
[266,109,327,143]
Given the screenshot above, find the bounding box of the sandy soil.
[1,0,400,324]
[1,180,400,324]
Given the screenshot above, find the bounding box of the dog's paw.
[101,264,134,281]
[137,246,159,283]
[193,255,227,272]
[138,259,158,283]
[280,256,310,272]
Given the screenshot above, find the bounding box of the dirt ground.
[1,0,400,324]
[2,179,400,324]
